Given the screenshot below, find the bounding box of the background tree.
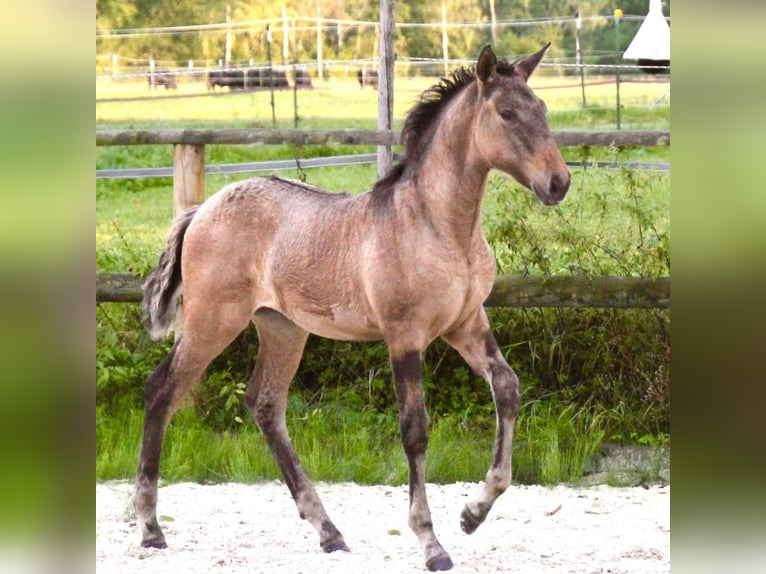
[96,0,670,69]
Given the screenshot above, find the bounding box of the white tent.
[623,0,670,61]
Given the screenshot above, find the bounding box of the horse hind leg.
[442,308,520,535]
[245,308,348,553]
[134,298,252,548]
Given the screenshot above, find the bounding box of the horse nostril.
[550,172,570,199]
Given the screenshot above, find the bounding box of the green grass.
[96,398,614,486]
[96,75,670,131]
[514,402,605,485]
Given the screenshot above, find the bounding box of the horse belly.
[289,305,382,341]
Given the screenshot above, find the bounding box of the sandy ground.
[96,480,669,573]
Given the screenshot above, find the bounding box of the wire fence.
[96,10,670,79]
[96,59,670,83]
[96,60,669,131]
[96,154,670,180]
[95,13,661,39]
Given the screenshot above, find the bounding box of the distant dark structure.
[207,67,290,91]
[148,69,177,90]
[207,68,246,90]
[260,68,289,89]
[637,58,669,75]
[357,68,378,89]
[293,68,313,89]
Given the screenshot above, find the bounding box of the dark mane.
[401,66,476,160]
[371,59,516,199]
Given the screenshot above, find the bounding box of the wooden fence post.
[173,144,205,215]
[441,2,449,77]
[316,9,323,80]
[377,0,395,177]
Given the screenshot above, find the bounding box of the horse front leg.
[389,348,454,571]
[442,307,520,534]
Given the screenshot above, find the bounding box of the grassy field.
[96,73,670,131]
[96,72,670,486]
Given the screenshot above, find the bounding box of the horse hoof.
[426,554,454,571]
[141,538,167,549]
[460,506,481,535]
[321,539,350,553]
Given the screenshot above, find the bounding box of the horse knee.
[398,399,429,458]
[248,391,284,433]
[491,363,520,419]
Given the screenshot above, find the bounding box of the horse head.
[473,45,570,206]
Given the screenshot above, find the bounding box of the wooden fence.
[96,272,669,308]
[96,128,670,308]
[96,128,669,214]
[95,128,670,147]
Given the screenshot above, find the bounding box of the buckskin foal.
[134,44,570,571]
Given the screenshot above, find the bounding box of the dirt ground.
[96,480,669,573]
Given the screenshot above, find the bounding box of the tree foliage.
[96,0,670,68]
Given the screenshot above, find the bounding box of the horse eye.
[499,109,514,121]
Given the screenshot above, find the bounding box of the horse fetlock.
[486,469,512,496]
[460,501,488,534]
[408,512,434,534]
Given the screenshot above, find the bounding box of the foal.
[134,44,570,571]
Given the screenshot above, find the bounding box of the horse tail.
[143,206,200,340]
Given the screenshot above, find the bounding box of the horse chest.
[402,253,494,336]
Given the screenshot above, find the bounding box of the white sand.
[96,480,669,573]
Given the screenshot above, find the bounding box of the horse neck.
[411,87,491,249]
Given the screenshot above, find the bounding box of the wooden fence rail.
[96,273,670,309]
[96,128,670,148]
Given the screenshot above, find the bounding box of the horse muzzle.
[532,170,570,206]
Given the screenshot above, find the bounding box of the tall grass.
[514,402,605,485]
[96,398,611,486]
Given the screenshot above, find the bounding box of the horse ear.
[517,43,550,81]
[476,45,497,84]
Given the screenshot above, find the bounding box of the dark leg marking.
[134,345,178,549]
[391,349,453,571]
[442,312,520,537]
